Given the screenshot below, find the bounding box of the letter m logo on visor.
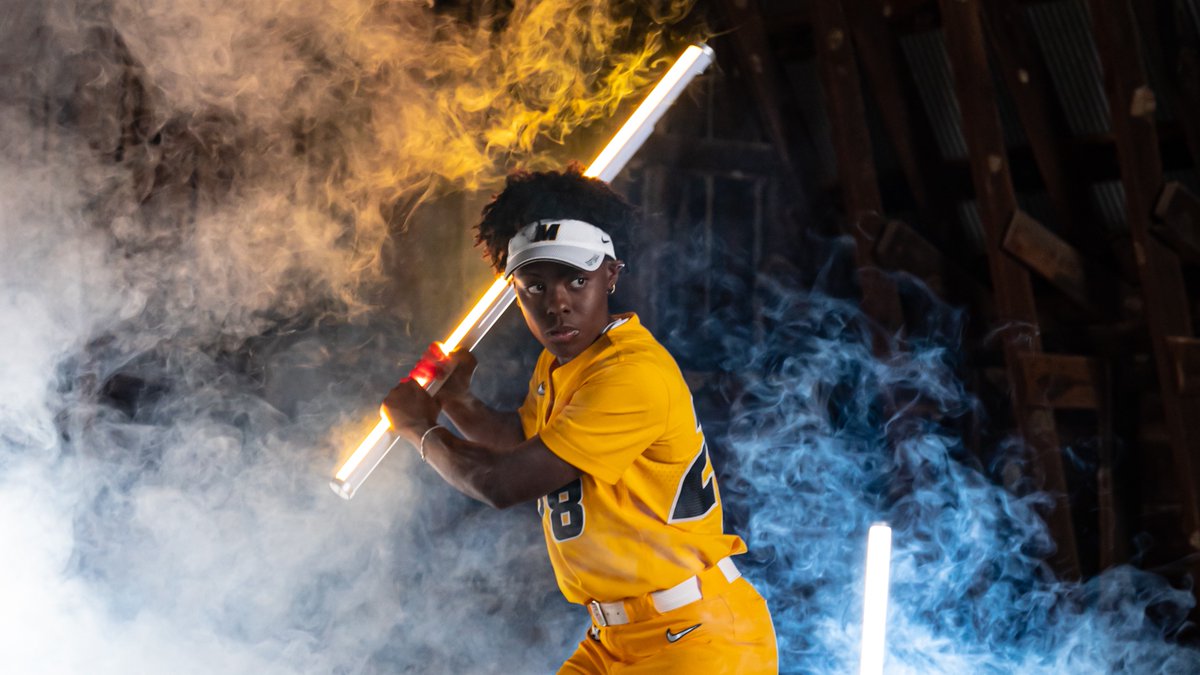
[532,223,561,242]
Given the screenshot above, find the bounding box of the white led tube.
[332,44,715,499]
[859,522,893,675]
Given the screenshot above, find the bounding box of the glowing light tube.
[585,44,714,182]
[330,279,513,499]
[332,44,715,499]
[859,523,893,675]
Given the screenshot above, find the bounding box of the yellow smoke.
[337,0,694,191]
[47,0,698,322]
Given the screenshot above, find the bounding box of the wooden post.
[939,0,1081,578]
[1090,0,1200,564]
[813,0,904,343]
[1131,0,1200,171]
[981,0,1092,244]
[716,0,812,221]
[847,0,959,247]
[1155,182,1200,263]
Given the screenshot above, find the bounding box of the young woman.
[383,166,777,673]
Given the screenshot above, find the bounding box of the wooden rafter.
[847,0,959,247]
[980,0,1091,244]
[938,0,1080,578]
[1132,0,1200,173]
[715,0,813,220]
[812,0,904,340]
[1089,0,1200,569]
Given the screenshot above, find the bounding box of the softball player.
[384,166,777,673]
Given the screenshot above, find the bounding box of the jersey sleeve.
[516,357,543,440]
[537,359,670,484]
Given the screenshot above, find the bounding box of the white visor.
[504,218,617,278]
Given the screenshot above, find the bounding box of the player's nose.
[546,282,571,315]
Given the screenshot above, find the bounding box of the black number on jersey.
[543,478,585,541]
[669,442,717,522]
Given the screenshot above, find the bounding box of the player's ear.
[605,259,625,293]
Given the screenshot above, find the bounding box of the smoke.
[1,0,694,672]
[5,0,1199,672]
[663,267,1200,673]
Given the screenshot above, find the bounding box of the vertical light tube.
[859,522,893,675]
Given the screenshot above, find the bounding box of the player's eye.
[570,276,587,289]
[525,282,545,295]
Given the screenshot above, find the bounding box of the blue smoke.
[4,0,1199,665]
[661,265,1200,673]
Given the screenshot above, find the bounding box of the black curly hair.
[475,163,637,274]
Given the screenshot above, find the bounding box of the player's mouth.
[545,325,580,344]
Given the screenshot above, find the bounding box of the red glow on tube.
[405,342,450,389]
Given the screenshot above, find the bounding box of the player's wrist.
[435,391,477,421]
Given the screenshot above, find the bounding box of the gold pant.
[559,577,778,674]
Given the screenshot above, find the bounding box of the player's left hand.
[382,379,439,440]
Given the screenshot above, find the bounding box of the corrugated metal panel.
[1089,181,1126,232]
[1025,0,1111,137]
[955,200,987,255]
[900,30,968,161]
[784,61,838,185]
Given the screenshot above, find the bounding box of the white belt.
[587,557,741,627]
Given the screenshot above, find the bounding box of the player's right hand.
[433,348,477,406]
[382,379,439,440]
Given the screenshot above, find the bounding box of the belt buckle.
[588,600,608,627]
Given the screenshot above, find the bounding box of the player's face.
[511,259,621,363]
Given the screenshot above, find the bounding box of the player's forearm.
[415,428,521,509]
[436,393,525,448]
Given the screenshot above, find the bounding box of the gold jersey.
[518,313,746,604]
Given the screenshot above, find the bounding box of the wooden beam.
[928,123,1198,196]
[1154,181,1200,263]
[875,219,947,292]
[939,0,1080,578]
[847,0,961,249]
[844,0,928,213]
[1017,353,1104,409]
[1166,337,1200,397]
[981,0,1091,243]
[716,0,813,218]
[1090,0,1200,563]
[1003,210,1116,316]
[875,218,991,309]
[812,0,904,338]
[1131,0,1200,172]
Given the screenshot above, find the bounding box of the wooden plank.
[1017,353,1104,409]
[981,0,1091,244]
[939,0,1080,578]
[847,0,960,248]
[1131,0,1200,172]
[1166,337,1200,396]
[875,218,949,295]
[1090,0,1200,565]
[844,0,929,214]
[1154,181,1200,263]
[1003,210,1114,316]
[812,0,904,338]
[716,0,812,214]
[875,218,992,312]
